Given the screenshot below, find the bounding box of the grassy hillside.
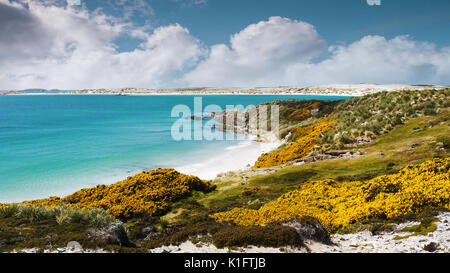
[0,89,449,252]
[168,108,449,222]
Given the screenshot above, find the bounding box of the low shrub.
[253,119,337,168]
[21,168,216,220]
[211,225,303,249]
[140,218,304,250]
[211,158,450,232]
[0,204,19,218]
[241,187,260,196]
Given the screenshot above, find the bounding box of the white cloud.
[0,1,449,90]
[184,16,326,87]
[0,0,204,89]
[185,18,450,87]
[283,35,450,86]
[172,0,208,7]
[102,0,154,20]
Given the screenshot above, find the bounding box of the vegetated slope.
[211,158,450,232]
[1,89,449,252]
[212,99,338,139]
[253,119,337,168]
[320,89,450,148]
[17,169,216,220]
[251,88,449,168]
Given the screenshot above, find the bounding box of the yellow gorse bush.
[21,168,216,219]
[211,158,450,231]
[253,119,337,168]
[286,102,321,121]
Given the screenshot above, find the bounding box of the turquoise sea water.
[0,95,350,203]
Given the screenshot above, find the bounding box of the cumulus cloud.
[0,0,54,62]
[0,0,204,89]
[184,17,450,87]
[309,35,450,85]
[0,1,449,90]
[184,16,327,87]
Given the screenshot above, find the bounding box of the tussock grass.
[0,204,116,227]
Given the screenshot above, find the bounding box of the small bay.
[0,94,350,202]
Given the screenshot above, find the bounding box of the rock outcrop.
[282,217,332,245]
[87,222,136,247]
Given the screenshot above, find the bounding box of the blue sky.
[84,0,450,51]
[1,0,449,89]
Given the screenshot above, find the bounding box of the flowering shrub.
[22,196,63,207]
[22,168,216,219]
[287,102,321,121]
[253,119,337,168]
[211,158,450,231]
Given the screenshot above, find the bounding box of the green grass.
[1,103,448,252]
[0,204,116,227]
[320,89,450,147]
[393,220,439,240]
[166,109,449,230]
[0,204,118,252]
[0,216,97,252]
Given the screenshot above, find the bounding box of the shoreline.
[4,92,357,97]
[0,93,292,204]
[2,84,447,97]
[175,136,282,180]
[3,134,282,204]
[1,89,448,254]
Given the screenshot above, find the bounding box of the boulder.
[423,242,439,252]
[88,222,136,247]
[141,226,153,236]
[66,241,83,253]
[151,245,180,253]
[282,217,333,245]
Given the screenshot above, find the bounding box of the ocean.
[0,94,350,203]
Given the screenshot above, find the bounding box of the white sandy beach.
[175,137,282,180]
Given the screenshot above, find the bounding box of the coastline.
[1,132,282,204]
[4,92,357,97]
[1,85,444,202]
[1,88,448,254]
[175,136,282,180]
[2,84,447,97]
